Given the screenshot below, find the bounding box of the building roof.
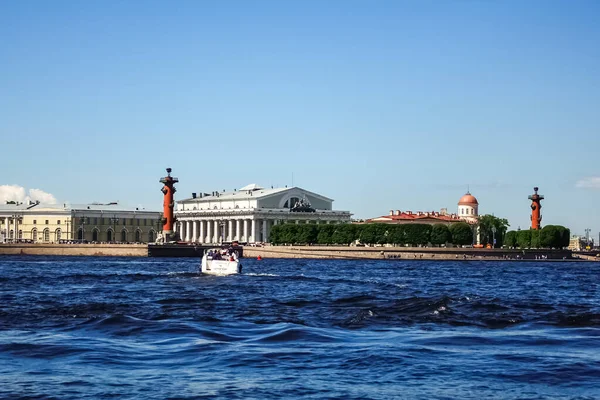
[179,185,334,203]
[238,183,264,191]
[68,203,158,213]
[0,202,159,213]
[367,211,462,223]
[458,192,478,205]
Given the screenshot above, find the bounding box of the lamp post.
[492,226,497,248]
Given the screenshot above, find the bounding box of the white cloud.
[575,177,600,189]
[0,185,57,204]
[28,188,58,204]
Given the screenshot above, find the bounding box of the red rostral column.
[528,186,544,230]
[159,167,178,239]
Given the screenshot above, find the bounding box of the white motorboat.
[200,248,242,275]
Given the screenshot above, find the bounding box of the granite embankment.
[243,245,575,261]
[0,244,147,257]
[0,243,586,261]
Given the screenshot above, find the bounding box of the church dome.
[458,192,478,205]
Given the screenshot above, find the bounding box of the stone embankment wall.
[574,254,600,262]
[243,245,574,261]
[0,244,148,257]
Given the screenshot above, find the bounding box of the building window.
[45,220,49,224]
[92,229,99,242]
[9,230,14,239]
[55,229,61,242]
[57,220,61,225]
[135,230,141,242]
[77,228,84,241]
[107,229,113,242]
[33,220,37,225]
[94,218,98,225]
[18,230,22,240]
[121,229,127,243]
[148,230,155,243]
[43,228,50,242]
[31,228,37,242]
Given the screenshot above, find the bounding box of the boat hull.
[201,256,241,275]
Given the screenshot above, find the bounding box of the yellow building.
[0,202,161,244]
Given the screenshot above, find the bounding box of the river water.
[1,256,599,399]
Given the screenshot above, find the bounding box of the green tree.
[316,224,335,245]
[270,224,282,244]
[539,225,571,248]
[297,224,317,244]
[403,224,432,246]
[279,224,299,244]
[530,229,541,248]
[477,214,510,247]
[540,225,560,248]
[430,224,451,246]
[360,223,388,245]
[331,224,356,245]
[387,225,406,246]
[516,229,532,248]
[559,226,571,248]
[449,222,473,246]
[504,230,518,248]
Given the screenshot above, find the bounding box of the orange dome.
[458,192,478,205]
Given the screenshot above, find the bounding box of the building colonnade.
[175,217,343,244]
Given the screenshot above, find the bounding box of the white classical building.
[174,184,352,244]
[457,192,479,224]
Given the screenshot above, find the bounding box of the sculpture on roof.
[291,197,315,213]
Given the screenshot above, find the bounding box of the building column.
[243,219,249,242]
[199,220,205,244]
[262,219,268,243]
[206,219,212,244]
[227,220,233,242]
[250,219,256,243]
[192,220,198,243]
[235,219,241,241]
[214,220,219,244]
[184,221,190,241]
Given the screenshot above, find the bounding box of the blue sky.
[1,1,599,237]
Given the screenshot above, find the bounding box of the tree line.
[270,218,571,249]
[504,225,570,249]
[269,222,476,246]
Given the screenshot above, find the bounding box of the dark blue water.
[1,256,599,399]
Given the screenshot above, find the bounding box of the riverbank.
[242,245,578,261]
[0,243,594,261]
[0,243,147,257]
